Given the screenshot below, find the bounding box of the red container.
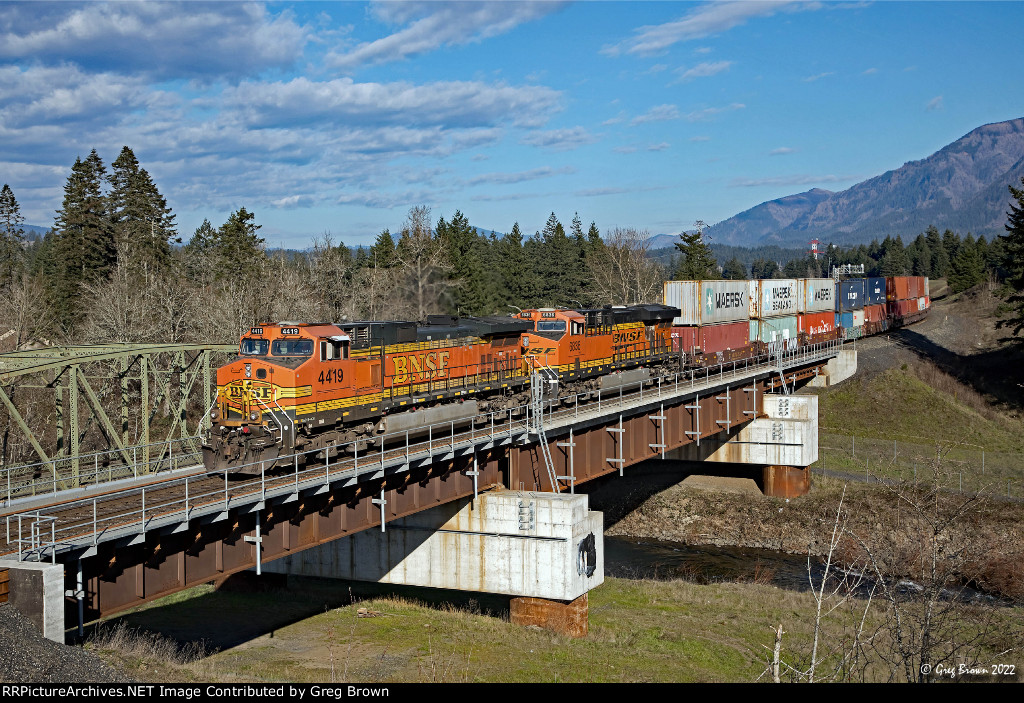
[887,276,926,302]
[672,322,750,355]
[797,312,835,337]
[864,304,886,324]
[671,327,698,353]
[888,299,918,318]
[700,321,750,354]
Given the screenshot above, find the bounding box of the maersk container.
[750,279,798,318]
[663,280,749,325]
[749,316,798,349]
[799,278,835,313]
[837,278,865,311]
[865,277,886,305]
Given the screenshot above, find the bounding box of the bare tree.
[588,227,664,305]
[394,205,451,319]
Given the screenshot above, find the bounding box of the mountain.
[707,117,1024,247]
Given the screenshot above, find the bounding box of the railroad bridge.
[0,341,853,640]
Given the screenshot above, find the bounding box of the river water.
[604,536,827,592]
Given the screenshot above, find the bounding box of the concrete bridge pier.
[261,489,603,637]
[666,393,818,499]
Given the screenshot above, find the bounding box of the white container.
[664,280,749,325]
[799,278,835,313]
[752,279,798,318]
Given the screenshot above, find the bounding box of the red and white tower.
[808,238,820,260]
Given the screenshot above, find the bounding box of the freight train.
[202,276,929,474]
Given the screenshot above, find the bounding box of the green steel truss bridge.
[0,344,236,500]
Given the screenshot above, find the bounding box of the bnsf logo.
[392,351,451,384]
[613,329,644,345]
[225,381,273,400]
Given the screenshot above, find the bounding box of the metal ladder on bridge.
[527,366,564,493]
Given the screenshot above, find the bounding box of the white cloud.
[926,95,944,111]
[803,71,835,82]
[329,1,565,69]
[466,166,575,186]
[862,67,878,75]
[519,127,597,151]
[221,77,561,130]
[730,174,854,187]
[674,61,734,82]
[770,147,795,155]
[631,104,680,125]
[602,1,812,56]
[684,103,745,122]
[613,146,638,154]
[0,2,308,80]
[647,142,671,151]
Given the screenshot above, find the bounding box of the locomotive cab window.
[320,339,349,361]
[536,320,566,334]
[272,339,313,357]
[240,339,269,356]
[570,322,584,336]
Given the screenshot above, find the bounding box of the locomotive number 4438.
[318,368,343,384]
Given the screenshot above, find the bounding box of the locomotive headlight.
[249,410,259,421]
[245,363,252,378]
[210,408,219,421]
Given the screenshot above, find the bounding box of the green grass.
[811,367,1024,451]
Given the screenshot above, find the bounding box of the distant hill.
[707,117,1024,247]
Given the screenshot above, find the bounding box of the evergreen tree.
[211,208,265,281]
[369,228,396,268]
[722,257,747,280]
[948,234,985,293]
[750,257,780,279]
[442,210,490,315]
[673,224,717,280]
[1000,177,1024,336]
[0,184,26,287]
[107,146,177,274]
[537,212,578,305]
[879,236,911,276]
[52,150,117,330]
[498,222,534,309]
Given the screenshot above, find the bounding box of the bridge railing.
[1,435,203,505]
[3,339,844,560]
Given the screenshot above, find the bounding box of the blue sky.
[2,1,1023,248]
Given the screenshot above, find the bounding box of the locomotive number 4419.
[318,368,343,384]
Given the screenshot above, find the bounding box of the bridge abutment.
[807,349,857,387]
[261,489,603,637]
[0,559,65,643]
[665,393,818,498]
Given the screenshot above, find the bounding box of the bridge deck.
[1,341,839,563]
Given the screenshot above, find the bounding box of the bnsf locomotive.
[204,275,930,474]
[203,304,679,473]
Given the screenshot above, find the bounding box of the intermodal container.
[839,311,864,340]
[887,276,926,302]
[700,321,750,354]
[864,304,886,324]
[671,321,750,354]
[749,315,798,349]
[798,311,835,337]
[749,279,798,318]
[664,280,749,325]
[798,278,835,313]
[837,278,865,311]
[918,297,927,312]
[924,278,930,297]
[670,326,698,354]
[888,298,920,318]
[865,277,886,305]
